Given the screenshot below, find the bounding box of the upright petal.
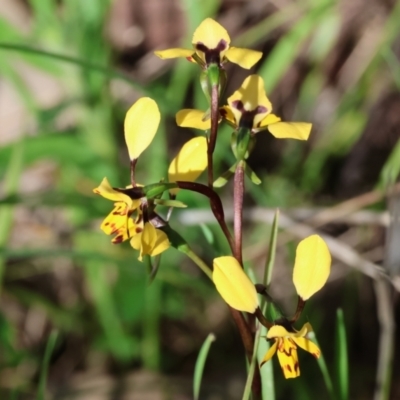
[168,137,208,194]
[213,256,259,313]
[124,97,160,160]
[225,47,262,69]
[154,48,195,60]
[228,75,272,128]
[176,109,211,130]
[293,235,331,300]
[267,122,312,141]
[277,339,300,379]
[192,18,230,51]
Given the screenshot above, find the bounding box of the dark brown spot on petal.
[294,362,299,372]
[286,364,292,372]
[231,101,269,130]
[135,227,143,233]
[195,39,228,67]
[113,235,123,244]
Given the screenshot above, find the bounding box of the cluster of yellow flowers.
[93,18,331,380]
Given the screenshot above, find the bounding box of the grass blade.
[335,309,348,400]
[0,43,147,92]
[310,330,335,400]
[36,330,58,400]
[194,333,216,400]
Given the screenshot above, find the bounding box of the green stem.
[182,248,213,280]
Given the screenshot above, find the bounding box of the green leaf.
[36,331,58,400]
[312,331,335,400]
[213,162,237,188]
[335,309,348,400]
[380,138,400,188]
[245,163,262,185]
[153,198,187,208]
[193,333,216,400]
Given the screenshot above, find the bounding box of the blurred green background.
[0,0,400,399]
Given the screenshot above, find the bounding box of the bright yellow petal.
[111,217,139,244]
[292,337,321,358]
[227,75,272,128]
[277,339,300,379]
[267,122,312,141]
[130,231,142,249]
[150,228,170,257]
[101,203,128,234]
[225,47,262,69]
[258,113,282,127]
[293,235,331,300]
[124,97,160,160]
[168,137,208,194]
[93,177,133,207]
[295,322,313,337]
[260,340,278,367]
[267,325,292,339]
[176,109,211,130]
[213,256,259,313]
[154,48,194,59]
[192,18,230,52]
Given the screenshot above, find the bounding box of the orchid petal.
[292,337,321,358]
[268,122,312,141]
[277,339,300,379]
[293,235,331,300]
[154,48,195,60]
[176,109,211,130]
[260,341,278,367]
[267,325,291,339]
[213,256,259,313]
[168,137,208,194]
[225,47,262,69]
[93,177,133,207]
[227,75,272,127]
[258,113,282,127]
[192,18,230,52]
[124,97,160,160]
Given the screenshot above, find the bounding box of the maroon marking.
[195,39,228,67]
[113,235,123,244]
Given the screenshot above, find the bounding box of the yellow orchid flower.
[130,222,170,261]
[261,323,320,379]
[155,18,262,69]
[93,178,142,244]
[168,136,208,194]
[124,97,161,160]
[293,235,331,300]
[213,256,259,313]
[224,75,312,140]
